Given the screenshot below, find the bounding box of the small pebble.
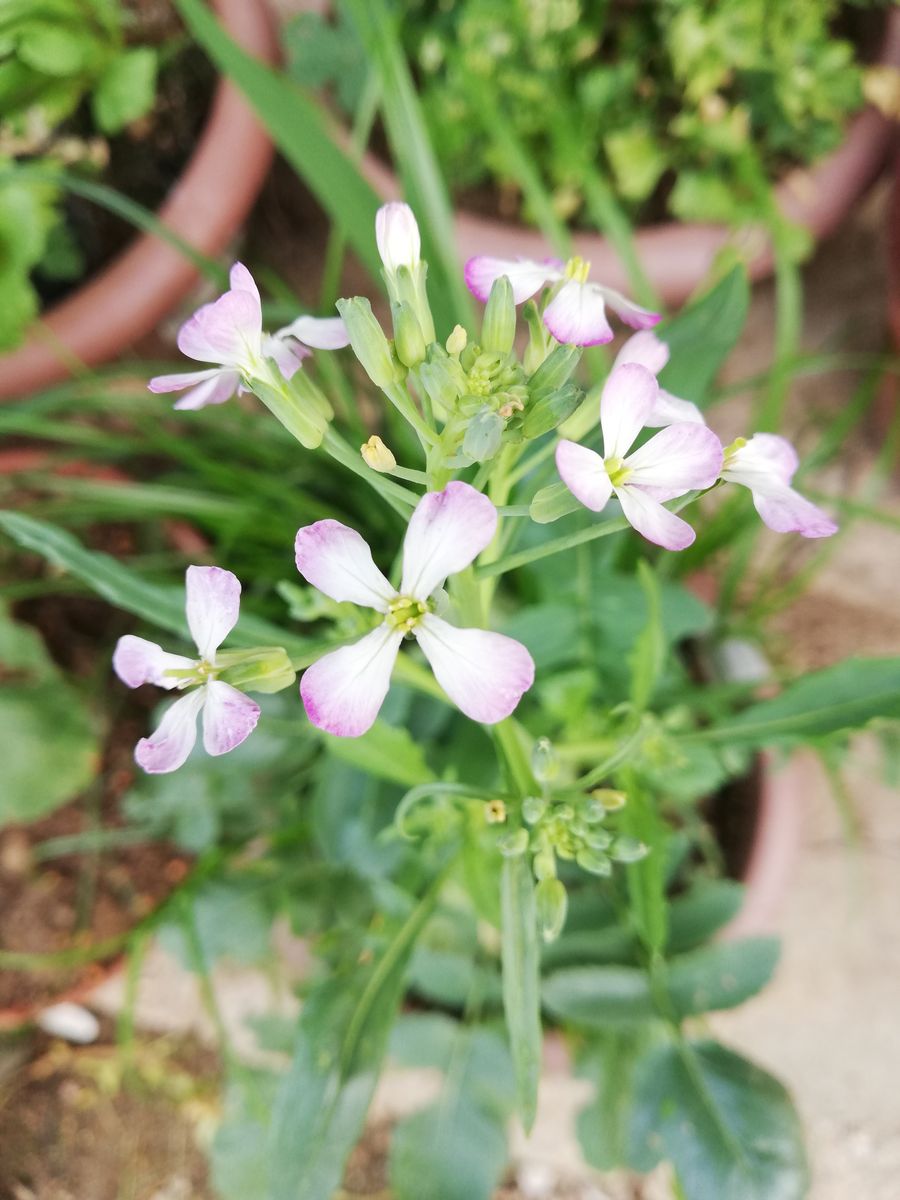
[36,1002,100,1045]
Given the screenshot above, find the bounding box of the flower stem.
[322,427,418,515]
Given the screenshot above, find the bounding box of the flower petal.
[135,689,205,774]
[556,439,613,512]
[229,261,261,302]
[752,485,838,539]
[616,486,697,551]
[613,330,670,375]
[262,333,307,380]
[599,286,661,330]
[113,635,194,690]
[725,433,799,488]
[543,280,613,347]
[202,680,261,755]
[148,367,220,394]
[169,370,241,410]
[415,614,534,725]
[279,315,350,350]
[376,202,421,273]
[599,362,659,459]
[300,624,402,737]
[295,520,394,611]
[625,423,723,497]
[646,389,705,428]
[177,289,261,367]
[464,256,557,304]
[185,565,242,661]
[400,482,498,600]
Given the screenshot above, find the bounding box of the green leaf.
[0,606,99,825]
[92,47,157,133]
[666,880,745,953]
[618,775,668,955]
[542,938,779,1027]
[0,510,309,656]
[627,1040,809,1200]
[695,657,900,747]
[576,1029,656,1171]
[500,853,542,1132]
[173,0,383,281]
[267,870,445,1200]
[656,266,749,406]
[323,719,435,788]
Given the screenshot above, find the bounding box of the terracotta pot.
[350,10,900,309]
[872,146,900,438]
[0,0,278,402]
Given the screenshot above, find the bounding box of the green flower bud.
[609,836,648,863]
[522,383,584,440]
[528,344,581,399]
[522,795,546,825]
[536,877,568,943]
[481,275,516,355]
[533,847,556,880]
[497,828,529,857]
[250,376,331,450]
[417,345,466,412]
[531,736,558,784]
[446,324,467,355]
[216,647,295,694]
[576,847,612,876]
[337,297,401,389]
[391,300,427,369]
[462,407,504,463]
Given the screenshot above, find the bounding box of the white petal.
[555,440,613,512]
[202,680,261,756]
[464,255,558,304]
[724,433,799,489]
[185,565,242,661]
[598,286,661,331]
[135,689,205,774]
[170,370,241,410]
[616,486,697,551]
[262,333,308,380]
[300,624,403,737]
[279,315,350,350]
[625,424,723,498]
[613,330,670,375]
[376,202,421,273]
[599,362,659,459]
[229,261,261,303]
[415,615,534,725]
[646,389,705,428]
[400,482,498,600]
[113,635,194,690]
[177,286,261,368]
[543,280,613,347]
[753,485,838,539]
[295,520,394,611]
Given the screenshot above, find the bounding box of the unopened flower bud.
[376,202,421,275]
[531,736,558,784]
[484,799,507,825]
[589,788,627,812]
[522,795,546,825]
[497,828,529,857]
[536,877,568,943]
[360,435,397,473]
[446,324,467,355]
[391,301,427,368]
[336,297,400,389]
[217,646,295,694]
[481,274,516,355]
[609,836,648,863]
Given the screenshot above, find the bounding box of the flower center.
[386,594,428,634]
[604,456,631,487]
[564,256,591,284]
[721,436,747,469]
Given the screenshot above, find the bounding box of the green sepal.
[216,646,296,694]
[481,274,516,356]
[522,382,584,439]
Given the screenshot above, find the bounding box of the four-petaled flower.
[556,363,723,550]
[294,482,535,737]
[148,263,348,410]
[465,254,659,347]
[113,566,260,773]
[722,434,837,539]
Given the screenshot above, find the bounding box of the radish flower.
[556,363,723,550]
[376,202,421,276]
[613,331,705,427]
[465,254,659,347]
[295,483,535,737]
[113,566,260,773]
[148,263,347,410]
[722,434,838,539]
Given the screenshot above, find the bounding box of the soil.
[32,0,217,309]
[0,1026,218,1200]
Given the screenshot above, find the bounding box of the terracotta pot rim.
[354,8,900,309]
[0,0,278,402]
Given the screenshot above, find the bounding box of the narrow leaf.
[500,853,542,1132]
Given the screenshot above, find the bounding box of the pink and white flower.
[722,434,838,539]
[613,331,705,427]
[294,482,535,737]
[464,255,659,347]
[555,363,723,551]
[148,263,347,410]
[113,566,260,773]
[375,202,421,275]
